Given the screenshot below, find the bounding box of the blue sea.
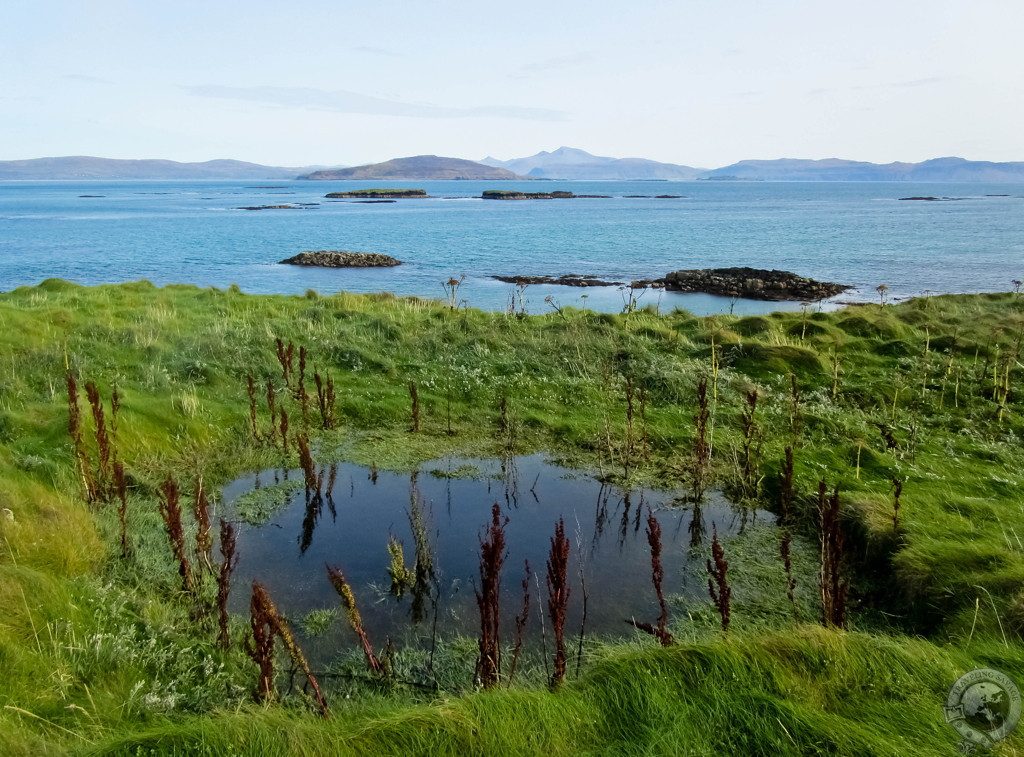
[1,179,1022,314]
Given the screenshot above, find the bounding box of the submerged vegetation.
[0,278,1023,753]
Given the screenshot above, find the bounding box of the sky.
[1,1,1022,168]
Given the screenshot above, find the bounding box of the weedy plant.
[891,476,904,533]
[386,536,415,596]
[738,387,762,500]
[689,375,711,502]
[66,372,97,502]
[275,338,294,387]
[627,509,674,646]
[818,481,848,629]
[546,518,571,689]
[327,565,383,675]
[408,381,421,433]
[157,476,195,595]
[475,503,508,688]
[707,525,732,632]
[246,581,329,716]
[314,370,337,430]
[193,476,213,574]
[217,518,238,649]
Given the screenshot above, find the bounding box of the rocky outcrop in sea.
[279,251,402,268]
[491,267,848,301]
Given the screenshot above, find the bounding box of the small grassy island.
[325,189,429,199]
[1,280,1023,754]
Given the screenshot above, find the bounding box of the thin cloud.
[810,76,949,97]
[184,84,568,121]
[512,51,597,78]
[63,74,112,84]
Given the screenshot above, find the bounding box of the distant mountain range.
[299,155,519,181]
[0,156,334,180]
[703,156,1024,182]
[4,152,1024,182]
[480,146,703,180]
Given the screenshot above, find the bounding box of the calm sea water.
[1,179,1022,314]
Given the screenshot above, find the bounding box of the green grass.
[0,280,1022,754]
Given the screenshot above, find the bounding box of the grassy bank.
[0,279,1022,754]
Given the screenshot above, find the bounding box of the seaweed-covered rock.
[279,251,401,268]
[662,267,849,301]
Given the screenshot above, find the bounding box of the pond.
[221,454,772,659]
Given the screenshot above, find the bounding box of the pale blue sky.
[2,1,1022,166]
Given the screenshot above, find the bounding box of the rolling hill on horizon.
[299,155,521,180]
[0,156,336,180]
[481,146,704,180]
[703,156,1024,182]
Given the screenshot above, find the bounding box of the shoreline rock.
[279,251,402,268]
[493,274,624,287]
[491,267,849,301]
[482,190,577,200]
[237,204,307,211]
[661,267,849,301]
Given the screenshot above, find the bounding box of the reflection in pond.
[222,454,772,659]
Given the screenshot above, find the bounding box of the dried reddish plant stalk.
[296,434,321,496]
[690,375,711,502]
[279,407,289,455]
[818,481,848,628]
[66,372,97,502]
[408,381,421,433]
[707,525,732,632]
[647,511,674,644]
[85,381,113,496]
[265,379,278,445]
[627,510,674,645]
[247,582,328,716]
[193,476,213,573]
[739,388,761,498]
[475,503,507,688]
[314,371,336,430]
[326,565,383,674]
[113,461,129,557]
[246,582,276,703]
[275,338,294,387]
[157,476,195,595]
[297,345,309,427]
[779,446,795,525]
[546,518,571,688]
[246,374,259,439]
[217,518,238,649]
[507,560,531,687]
[110,387,121,442]
[891,476,904,532]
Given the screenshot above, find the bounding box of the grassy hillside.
[0,280,1022,754]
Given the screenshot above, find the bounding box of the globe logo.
[945,668,1021,752]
